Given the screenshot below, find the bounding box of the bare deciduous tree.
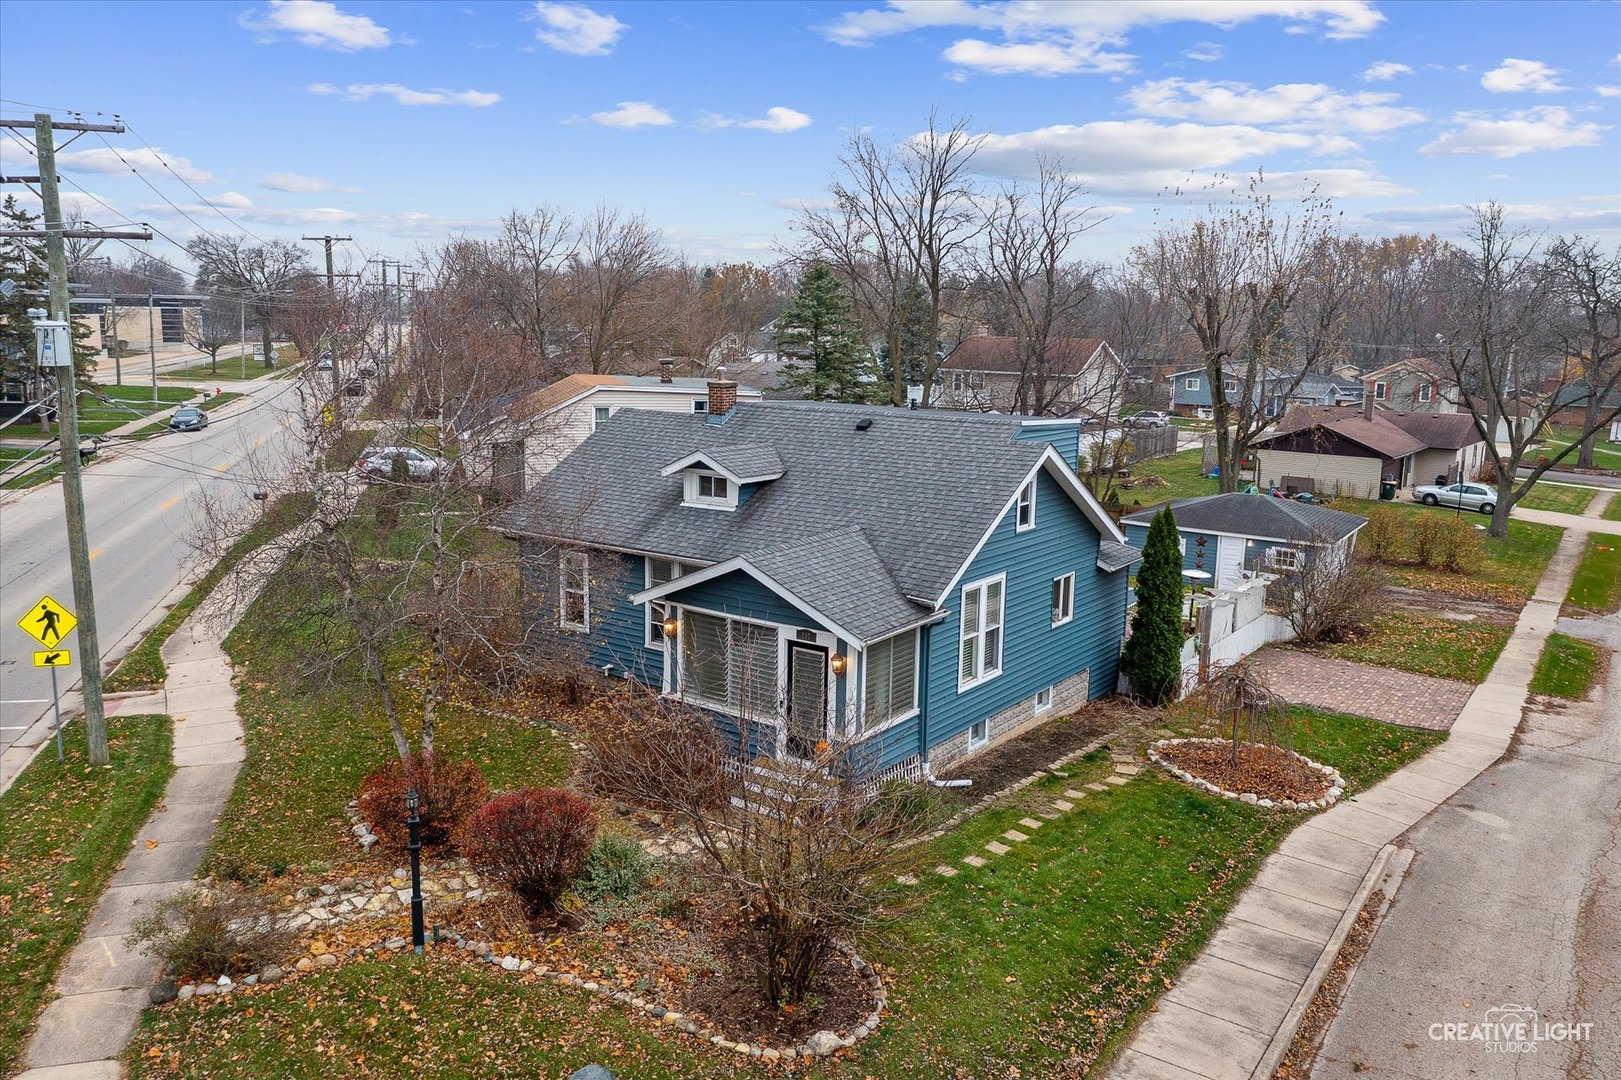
[1542,235,1621,469]
[567,205,671,374]
[188,235,313,369]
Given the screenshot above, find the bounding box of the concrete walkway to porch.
[1105,520,1594,1080]
[15,588,249,1080]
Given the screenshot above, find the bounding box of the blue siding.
[920,468,1128,756]
[666,569,828,630]
[1014,421,1082,467]
[1122,521,1322,577]
[517,543,661,683]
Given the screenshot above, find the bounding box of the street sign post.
[18,596,77,761]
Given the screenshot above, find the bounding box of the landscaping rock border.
[1147,737,1344,810]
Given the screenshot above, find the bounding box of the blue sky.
[1,0,1617,273]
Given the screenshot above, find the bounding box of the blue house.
[1120,493,1367,590]
[493,388,1140,779]
[1170,367,1361,420]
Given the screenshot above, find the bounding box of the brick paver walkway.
[1246,649,1471,731]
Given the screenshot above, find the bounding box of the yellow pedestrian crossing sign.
[18,595,76,649]
[35,650,71,667]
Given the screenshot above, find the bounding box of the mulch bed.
[937,698,1151,798]
[1158,741,1333,802]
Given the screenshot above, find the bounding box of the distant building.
[934,336,1125,417]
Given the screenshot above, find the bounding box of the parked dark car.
[357,362,378,378]
[168,406,209,432]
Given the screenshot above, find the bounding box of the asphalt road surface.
[0,374,307,786]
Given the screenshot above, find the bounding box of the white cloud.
[823,2,1384,78]
[239,0,393,51]
[1420,107,1606,158]
[1183,41,1224,63]
[211,191,254,209]
[588,101,674,128]
[531,2,625,56]
[56,145,214,183]
[1595,85,1621,99]
[1361,60,1412,82]
[309,83,501,106]
[1243,168,1413,199]
[1125,78,1425,135]
[740,107,813,133]
[1481,58,1567,94]
[1359,197,1621,232]
[261,172,358,193]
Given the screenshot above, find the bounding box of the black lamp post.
[405,788,425,954]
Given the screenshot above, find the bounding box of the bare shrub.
[1203,660,1291,767]
[576,688,936,1008]
[358,754,490,850]
[126,887,293,980]
[1362,508,1407,564]
[1277,553,1388,645]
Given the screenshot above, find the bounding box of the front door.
[785,642,829,760]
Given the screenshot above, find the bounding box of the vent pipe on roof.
[1362,390,1375,421]
[855,418,873,431]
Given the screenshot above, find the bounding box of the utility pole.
[302,236,354,400]
[239,297,247,380]
[146,284,157,403]
[108,292,120,384]
[7,113,151,767]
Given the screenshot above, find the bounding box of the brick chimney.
[1362,389,1375,421]
[658,357,674,384]
[707,366,737,421]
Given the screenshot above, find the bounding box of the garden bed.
[1150,737,1343,808]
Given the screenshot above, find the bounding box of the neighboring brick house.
[935,336,1125,418]
[494,391,1140,778]
[1361,357,1459,413]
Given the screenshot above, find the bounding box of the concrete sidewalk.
[16,593,248,1080]
[1106,525,1593,1080]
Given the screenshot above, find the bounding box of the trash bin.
[1380,479,1397,501]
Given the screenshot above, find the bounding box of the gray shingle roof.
[1120,492,1366,544]
[1096,541,1144,573]
[746,528,928,641]
[677,441,784,482]
[494,401,1062,619]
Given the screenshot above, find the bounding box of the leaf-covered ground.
[1,714,173,1073]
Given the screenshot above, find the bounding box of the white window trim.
[1266,546,1303,572]
[1373,381,1388,400]
[958,572,1007,692]
[1418,384,1434,402]
[590,404,616,431]
[691,398,708,413]
[1184,377,1199,391]
[645,557,687,649]
[683,470,738,510]
[672,605,786,719]
[1034,686,1053,714]
[1223,378,1238,394]
[1050,572,1075,627]
[1016,478,1036,532]
[860,629,921,735]
[967,718,989,749]
[559,551,590,631]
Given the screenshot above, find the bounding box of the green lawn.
[105,493,316,694]
[1515,483,1597,515]
[127,710,1438,1078]
[1605,493,1621,522]
[157,353,281,382]
[1319,611,1514,683]
[1342,499,1565,606]
[71,384,198,436]
[204,558,574,882]
[1540,427,1621,471]
[1119,447,1221,506]
[1,714,174,1074]
[0,446,58,489]
[1565,533,1621,616]
[1529,633,1604,700]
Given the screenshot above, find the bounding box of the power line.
[115,118,269,244]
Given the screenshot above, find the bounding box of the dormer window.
[684,470,737,509]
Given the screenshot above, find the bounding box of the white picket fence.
[1118,574,1296,700]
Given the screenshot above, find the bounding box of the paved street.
[0,374,307,789]
[1311,602,1620,1079]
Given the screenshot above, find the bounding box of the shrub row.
[1363,507,1485,573]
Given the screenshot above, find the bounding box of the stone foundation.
[931,668,1090,772]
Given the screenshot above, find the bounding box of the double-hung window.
[1373,381,1388,401]
[646,558,686,647]
[1185,377,1199,391]
[1050,573,1074,626]
[959,575,1005,690]
[559,551,590,630]
[1418,384,1434,403]
[680,610,779,717]
[863,629,919,729]
[1016,479,1036,531]
[591,405,614,431]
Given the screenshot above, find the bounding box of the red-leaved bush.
[358,754,490,850]
[457,788,598,914]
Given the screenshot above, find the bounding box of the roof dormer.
[660,442,785,511]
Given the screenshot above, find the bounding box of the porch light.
[830,653,848,676]
[662,615,679,639]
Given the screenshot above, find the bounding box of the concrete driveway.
[1311,607,1621,1079]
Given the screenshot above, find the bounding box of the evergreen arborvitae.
[0,196,96,387]
[776,263,872,402]
[1121,507,1186,704]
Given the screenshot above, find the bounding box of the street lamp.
[405,789,425,954]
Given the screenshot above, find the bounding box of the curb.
[1249,843,1400,1080]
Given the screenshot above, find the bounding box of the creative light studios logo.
[1430,1003,1594,1054]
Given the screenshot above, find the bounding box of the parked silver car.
[1412,482,1498,514]
[1123,410,1169,429]
[355,445,447,482]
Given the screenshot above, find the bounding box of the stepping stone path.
[917,748,1147,881]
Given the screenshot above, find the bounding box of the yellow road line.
[89,548,103,560]
[159,496,179,511]
[213,460,231,472]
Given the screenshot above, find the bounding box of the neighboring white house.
[934,336,1125,417]
[458,373,763,494]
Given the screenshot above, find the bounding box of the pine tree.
[0,196,96,395]
[776,263,873,402]
[1121,507,1186,705]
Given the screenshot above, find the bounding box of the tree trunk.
[1489,476,1514,538]
[1579,395,1599,469]
[260,326,274,370]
